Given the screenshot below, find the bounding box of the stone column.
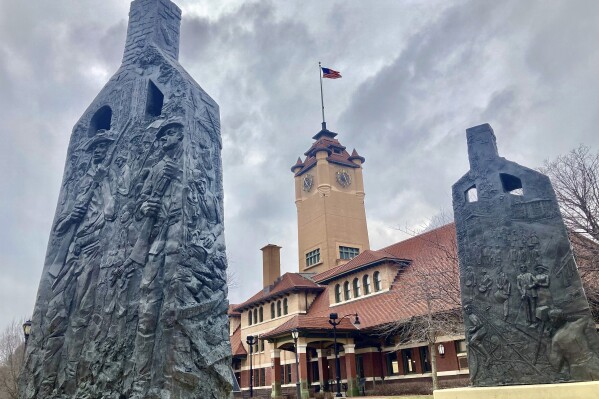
[344,344,359,397]
[297,343,310,399]
[271,349,282,399]
[316,349,329,392]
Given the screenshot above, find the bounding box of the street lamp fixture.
[22,320,32,344]
[437,343,445,356]
[291,329,301,399]
[246,335,256,398]
[328,312,360,398]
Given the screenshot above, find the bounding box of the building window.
[386,352,399,376]
[401,349,415,374]
[259,307,263,323]
[374,271,382,292]
[344,281,351,300]
[283,298,288,315]
[259,368,266,386]
[420,346,432,373]
[280,365,285,384]
[339,246,359,260]
[335,284,342,303]
[253,309,258,324]
[260,340,265,352]
[271,303,275,319]
[277,300,282,317]
[285,364,292,384]
[363,275,371,295]
[306,248,321,267]
[353,278,361,297]
[248,310,252,326]
[456,340,467,354]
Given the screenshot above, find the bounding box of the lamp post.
[328,312,360,398]
[22,320,32,345]
[246,335,256,398]
[22,320,31,362]
[291,329,301,399]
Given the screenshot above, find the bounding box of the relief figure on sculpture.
[40,129,122,395]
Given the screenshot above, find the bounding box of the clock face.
[303,174,314,192]
[336,169,351,188]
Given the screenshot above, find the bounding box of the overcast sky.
[1,0,599,332]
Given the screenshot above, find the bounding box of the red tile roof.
[230,325,247,357]
[308,224,461,330]
[312,249,409,283]
[293,130,360,177]
[228,304,241,317]
[233,272,324,312]
[261,314,358,339]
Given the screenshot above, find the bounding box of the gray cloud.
[1,0,599,330]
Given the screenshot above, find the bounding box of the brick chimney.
[122,0,182,65]
[261,244,281,288]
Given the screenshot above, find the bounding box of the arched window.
[353,278,361,297]
[253,309,258,324]
[248,310,253,326]
[465,185,478,203]
[374,271,382,292]
[344,281,351,300]
[335,284,342,303]
[277,300,282,317]
[283,298,288,315]
[271,303,276,319]
[259,307,263,322]
[363,275,371,295]
[88,105,112,137]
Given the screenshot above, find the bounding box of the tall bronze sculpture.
[452,123,599,387]
[19,1,233,398]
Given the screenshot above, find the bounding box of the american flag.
[321,67,342,79]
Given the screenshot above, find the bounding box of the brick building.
[229,124,467,397]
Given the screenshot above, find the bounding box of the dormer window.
[353,278,361,297]
[363,275,371,295]
[374,271,382,292]
[335,284,342,303]
[344,281,351,300]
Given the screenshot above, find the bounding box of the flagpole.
[319,61,326,130]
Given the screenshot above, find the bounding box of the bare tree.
[380,218,463,390]
[541,145,599,317]
[0,320,25,399]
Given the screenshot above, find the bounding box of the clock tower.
[291,123,370,274]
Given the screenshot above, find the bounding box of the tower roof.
[292,125,363,176]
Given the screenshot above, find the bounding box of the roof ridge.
[382,222,455,251]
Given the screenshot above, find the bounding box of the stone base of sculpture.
[434,380,599,399]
